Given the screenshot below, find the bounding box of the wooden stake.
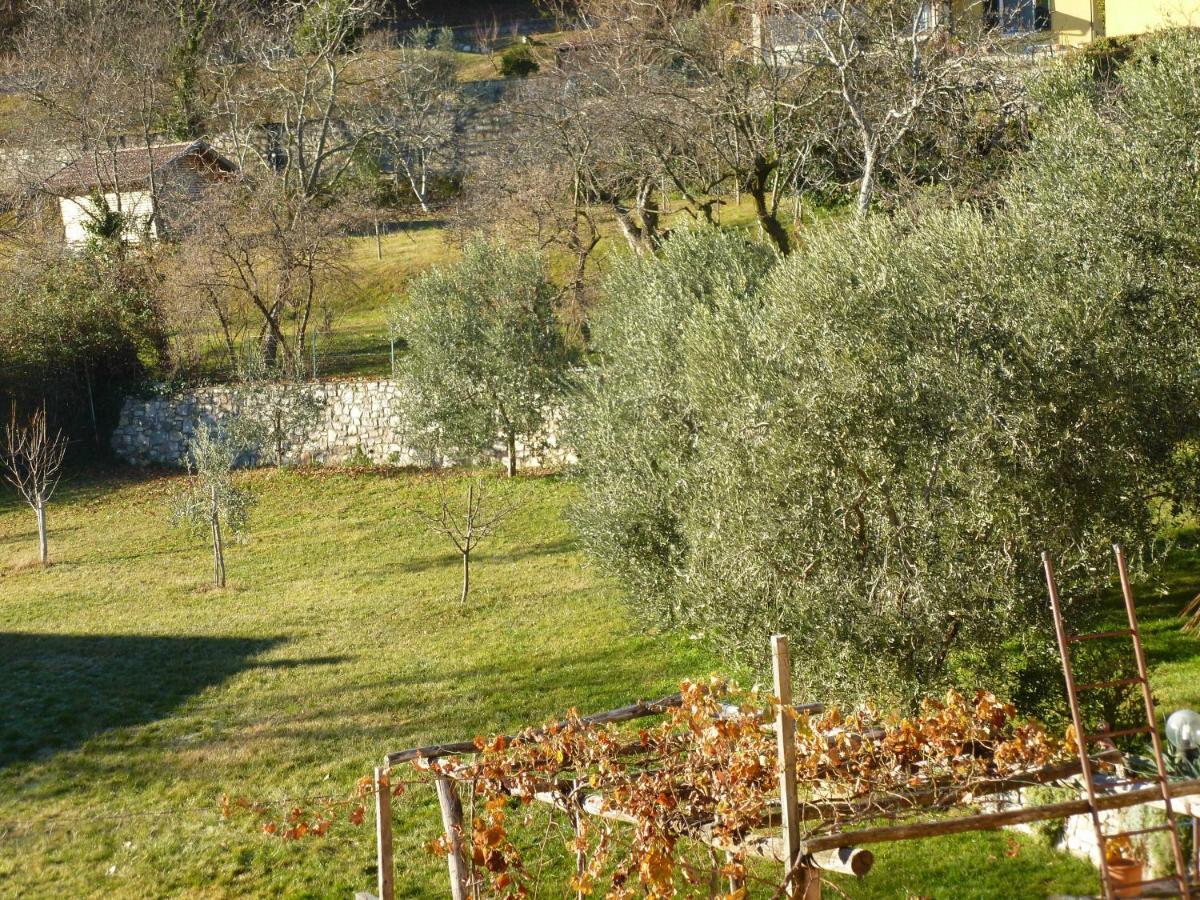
[571,792,587,900]
[772,634,818,898]
[374,766,394,900]
[436,777,470,900]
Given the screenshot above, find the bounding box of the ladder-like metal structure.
[1044,545,1193,899]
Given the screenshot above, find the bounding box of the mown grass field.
[8,467,1195,897]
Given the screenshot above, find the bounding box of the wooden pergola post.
[436,776,471,900]
[374,766,394,900]
[772,634,819,899]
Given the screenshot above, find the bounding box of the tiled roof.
[44,139,236,193]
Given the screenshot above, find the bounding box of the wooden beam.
[773,634,818,899]
[387,694,685,764]
[785,777,1200,855]
[387,696,826,765]
[577,794,873,877]
[435,777,471,900]
[759,753,1116,827]
[373,767,394,900]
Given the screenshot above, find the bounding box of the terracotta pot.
[1107,856,1144,897]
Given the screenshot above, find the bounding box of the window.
[985,0,1051,33]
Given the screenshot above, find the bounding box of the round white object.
[1165,708,1200,751]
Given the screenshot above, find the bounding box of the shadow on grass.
[0,632,287,768]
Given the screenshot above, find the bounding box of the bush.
[570,32,1200,710]
[0,249,164,453]
[1082,34,1139,82]
[499,43,539,78]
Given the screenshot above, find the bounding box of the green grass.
[4,468,1195,897]
[0,469,711,897]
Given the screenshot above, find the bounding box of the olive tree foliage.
[234,346,325,467]
[391,241,573,476]
[170,420,255,588]
[570,33,1200,709]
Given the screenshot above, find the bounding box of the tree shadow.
[0,632,289,768]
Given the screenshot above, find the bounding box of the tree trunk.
[84,364,100,449]
[210,485,226,588]
[612,206,650,256]
[751,160,791,254]
[856,147,877,217]
[461,549,470,605]
[506,430,518,477]
[35,499,48,567]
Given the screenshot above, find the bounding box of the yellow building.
[1106,0,1200,37]
[947,0,1200,46]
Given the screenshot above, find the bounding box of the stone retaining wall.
[991,782,1196,879]
[111,378,572,470]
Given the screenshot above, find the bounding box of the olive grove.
[570,32,1200,710]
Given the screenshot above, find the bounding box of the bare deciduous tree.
[14,1,235,222]
[534,0,829,255]
[410,477,518,605]
[1,406,68,567]
[521,0,1014,254]
[791,0,1007,215]
[363,29,462,215]
[177,0,462,366]
[168,175,352,370]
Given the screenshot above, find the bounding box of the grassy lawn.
[3,468,1194,898]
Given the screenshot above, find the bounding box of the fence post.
[374,766,394,900]
[436,777,471,900]
[772,634,819,899]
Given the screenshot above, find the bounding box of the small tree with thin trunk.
[236,345,325,467]
[410,477,518,605]
[392,240,572,476]
[170,424,254,588]
[1,406,68,567]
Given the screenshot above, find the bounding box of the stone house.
[43,139,238,246]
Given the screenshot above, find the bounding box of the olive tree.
[391,241,572,476]
[170,423,255,588]
[235,346,324,467]
[570,33,1200,709]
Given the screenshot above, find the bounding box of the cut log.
[809,847,874,878]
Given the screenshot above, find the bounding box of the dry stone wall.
[111,378,572,470]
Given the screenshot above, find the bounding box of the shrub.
[499,43,539,78]
[0,249,163,451]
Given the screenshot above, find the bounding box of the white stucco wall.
[59,190,157,245]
